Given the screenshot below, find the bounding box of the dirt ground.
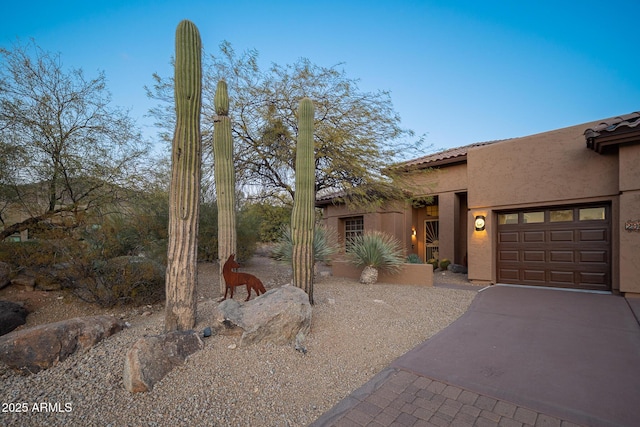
[0,255,472,332]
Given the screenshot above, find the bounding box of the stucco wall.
[619,144,640,295]
[401,163,468,196]
[321,202,413,253]
[467,122,619,209]
[331,260,433,286]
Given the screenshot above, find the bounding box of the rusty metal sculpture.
[219,254,267,302]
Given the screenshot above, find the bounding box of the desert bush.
[70,256,165,307]
[347,230,405,283]
[271,225,339,264]
[439,258,451,270]
[427,258,439,269]
[406,253,423,264]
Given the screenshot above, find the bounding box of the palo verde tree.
[0,40,149,239]
[146,41,424,208]
[165,20,202,331]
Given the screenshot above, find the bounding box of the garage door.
[497,205,611,291]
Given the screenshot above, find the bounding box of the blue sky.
[2,0,639,154]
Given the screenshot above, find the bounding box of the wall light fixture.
[474,215,486,231]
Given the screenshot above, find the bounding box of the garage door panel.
[523,251,545,262]
[549,271,575,284]
[550,230,574,241]
[523,231,545,242]
[579,272,608,286]
[580,250,608,263]
[499,232,519,243]
[523,269,546,282]
[579,229,607,242]
[499,268,520,281]
[497,205,610,291]
[499,250,519,261]
[550,250,574,263]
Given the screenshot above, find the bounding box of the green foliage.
[406,253,423,264]
[79,256,165,307]
[242,202,291,242]
[236,204,260,262]
[197,201,259,263]
[0,39,149,241]
[427,258,439,269]
[347,231,405,273]
[272,225,339,264]
[198,201,218,262]
[439,258,451,270]
[146,42,424,207]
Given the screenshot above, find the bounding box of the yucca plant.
[272,225,339,265]
[347,231,405,284]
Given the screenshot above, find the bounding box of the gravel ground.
[0,257,478,427]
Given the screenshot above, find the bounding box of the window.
[344,216,363,249]
[498,213,518,224]
[550,210,573,222]
[579,207,606,221]
[425,205,439,217]
[523,212,544,223]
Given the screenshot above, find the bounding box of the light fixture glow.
[474,215,486,231]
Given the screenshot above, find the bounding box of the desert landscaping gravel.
[0,258,477,426]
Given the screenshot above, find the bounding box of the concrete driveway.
[312,285,640,426]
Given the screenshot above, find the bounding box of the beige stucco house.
[318,111,640,297]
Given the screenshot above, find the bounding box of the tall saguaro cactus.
[291,97,316,304]
[213,79,236,293]
[165,20,202,331]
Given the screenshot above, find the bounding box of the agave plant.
[347,231,405,284]
[272,225,339,266]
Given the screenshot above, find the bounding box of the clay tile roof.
[585,111,640,153]
[395,140,503,170]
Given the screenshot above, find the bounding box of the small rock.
[228,343,237,349]
[142,311,152,316]
[11,275,35,291]
[0,301,28,336]
[203,327,212,337]
[0,262,10,289]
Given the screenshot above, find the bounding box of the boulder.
[0,315,126,374]
[0,301,29,336]
[213,285,312,347]
[123,330,204,393]
[448,263,468,274]
[0,262,11,289]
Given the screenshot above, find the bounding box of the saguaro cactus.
[291,97,316,304]
[213,79,236,293]
[165,19,202,331]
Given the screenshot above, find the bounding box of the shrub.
[272,225,339,264]
[70,256,165,307]
[347,231,404,273]
[406,253,423,264]
[439,258,451,270]
[427,258,439,269]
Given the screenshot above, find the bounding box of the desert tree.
[0,39,149,240]
[146,41,424,208]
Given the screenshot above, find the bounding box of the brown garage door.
[497,205,611,291]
